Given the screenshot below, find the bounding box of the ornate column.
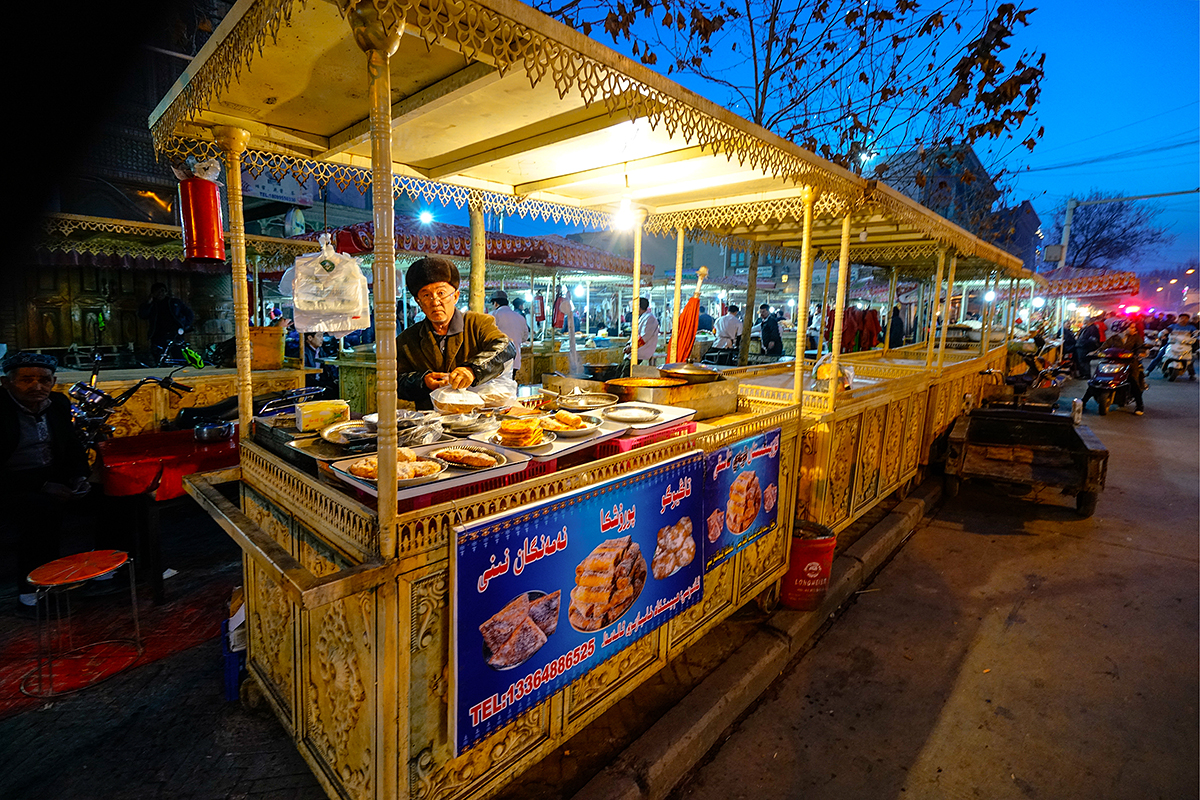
[925,248,947,368]
[881,268,898,356]
[469,204,486,313]
[816,258,833,357]
[793,186,817,402]
[738,246,760,367]
[212,125,253,435]
[630,210,646,363]
[349,1,404,558]
[936,253,958,370]
[668,227,686,363]
[827,214,852,408]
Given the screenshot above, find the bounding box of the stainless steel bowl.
[194,421,234,443]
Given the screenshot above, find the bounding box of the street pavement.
[664,375,1199,800]
[1,374,1195,800]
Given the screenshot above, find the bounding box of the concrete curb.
[572,480,943,800]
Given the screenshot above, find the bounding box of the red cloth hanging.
[860,309,882,349]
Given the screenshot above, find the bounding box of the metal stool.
[21,549,144,697]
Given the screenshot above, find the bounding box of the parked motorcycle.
[1161,329,1196,382]
[1082,348,1138,415]
[69,345,322,455]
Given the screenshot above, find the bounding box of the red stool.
[22,549,144,697]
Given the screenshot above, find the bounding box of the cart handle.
[183,469,399,610]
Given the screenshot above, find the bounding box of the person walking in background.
[888,305,905,348]
[757,303,783,357]
[489,290,529,373]
[1075,316,1101,380]
[138,282,194,360]
[713,304,742,349]
[624,297,660,364]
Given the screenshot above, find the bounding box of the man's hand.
[448,366,475,389]
[424,372,450,390]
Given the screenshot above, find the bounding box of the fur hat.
[405,256,460,298]
[1,351,58,374]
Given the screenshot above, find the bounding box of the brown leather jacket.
[396,309,516,409]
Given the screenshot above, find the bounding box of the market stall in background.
[144,1,1035,799]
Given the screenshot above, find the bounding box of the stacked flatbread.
[480,590,561,669]
[650,517,696,579]
[569,536,647,631]
[726,470,762,534]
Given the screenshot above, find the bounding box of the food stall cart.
[145,2,1031,799]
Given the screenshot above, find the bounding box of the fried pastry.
[568,536,646,631]
[726,470,762,534]
[651,517,696,579]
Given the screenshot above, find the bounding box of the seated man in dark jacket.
[1,352,92,613]
[396,257,515,409]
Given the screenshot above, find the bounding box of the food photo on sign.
[451,452,705,754]
[702,428,782,571]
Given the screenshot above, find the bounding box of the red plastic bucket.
[781,520,836,611]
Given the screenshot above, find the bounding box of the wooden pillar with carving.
[349,1,404,556]
[793,185,817,402]
[212,126,253,435]
[936,253,958,370]
[469,204,486,313]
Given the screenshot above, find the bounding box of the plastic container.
[780,520,836,611]
[248,326,285,370]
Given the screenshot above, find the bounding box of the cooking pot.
[658,362,722,384]
[584,362,626,382]
[194,421,234,443]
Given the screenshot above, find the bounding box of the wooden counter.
[54,367,311,437]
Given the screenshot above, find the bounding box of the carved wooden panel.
[303,595,377,800]
[904,390,926,472]
[411,704,550,800]
[243,485,293,552]
[669,559,734,652]
[793,427,820,523]
[736,524,788,603]
[826,416,860,528]
[408,569,451,771]
[852,405,885,513]
[878,399,906,492]
[247,560,295,723]
[565,629,661,725]
[296,522,354,579]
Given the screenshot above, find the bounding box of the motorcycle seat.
[175,389,296,427]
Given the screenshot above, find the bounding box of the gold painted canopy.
[150,0,1027,280]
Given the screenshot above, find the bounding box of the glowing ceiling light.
[984,291,996,302]
[573,284,586,298]
[418,210,434,224]
[1031,297,1045,308]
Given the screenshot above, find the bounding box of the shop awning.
[148,0,1025,280]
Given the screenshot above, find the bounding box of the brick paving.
[0,488,897,800]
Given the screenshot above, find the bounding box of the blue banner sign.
[702,427,782,571]
[452,452,706,754]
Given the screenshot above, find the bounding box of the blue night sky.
[507,1,1199,272]
[1007,0,1199,270]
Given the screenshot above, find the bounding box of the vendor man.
[396,256,515,409]
[0,352,91,613]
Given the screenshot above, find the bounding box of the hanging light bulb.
[984,290,996,302]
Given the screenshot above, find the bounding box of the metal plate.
[539,414,602,438]
[603,405,662,423]
[487,430,557,451]
[429,444,509,470]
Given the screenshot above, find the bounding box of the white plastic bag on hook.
[280,233,370,334]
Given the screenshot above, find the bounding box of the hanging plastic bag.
[280,233,370,335]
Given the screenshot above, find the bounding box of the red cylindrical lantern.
[178,176,225,261]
